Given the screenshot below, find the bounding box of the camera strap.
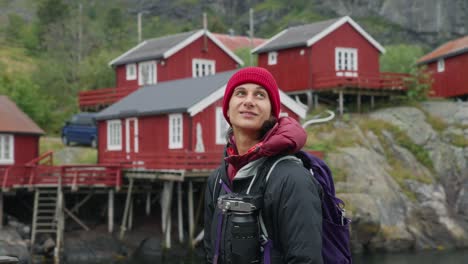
[213,179,232,264]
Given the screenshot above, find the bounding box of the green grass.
[40,137,97,165]
[447,133,468,148]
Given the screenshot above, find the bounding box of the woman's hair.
[224,116,278,143]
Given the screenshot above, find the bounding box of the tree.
[380,44,425,74]
[36,0,69,50]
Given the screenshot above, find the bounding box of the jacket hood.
[225,116,307,176]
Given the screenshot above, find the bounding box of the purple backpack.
[261,151,352,264]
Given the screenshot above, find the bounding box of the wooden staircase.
[31,185,64,262]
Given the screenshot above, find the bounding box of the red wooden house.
[94,70,306,172]
[417,35,468,97]
[79,30,244,110]
[0,96,44,168]
[252,16,407,113]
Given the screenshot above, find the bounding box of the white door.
[125,118,139,160]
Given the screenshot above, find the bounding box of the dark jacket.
[204,154,323,263]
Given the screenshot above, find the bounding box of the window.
[138,61,157,85]
[0,134,14,164]
[216,107,229,145]
[169,114,183,149]
[192,59,215,77]
[268,52,278,65]
[107,120,122,151]
[126,63,137,80]
[437,59,445,72]
[335,48,358,77]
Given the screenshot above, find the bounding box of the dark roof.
[417,35,468,65]
[95,71,237,120]
[110,30,200,66]
[253,18,342,53]
[0,96,44,135]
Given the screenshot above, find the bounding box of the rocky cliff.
[308,101,468,253]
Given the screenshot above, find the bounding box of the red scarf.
[225,117,307,182]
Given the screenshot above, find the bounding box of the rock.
[0,227,31,264]
[132,237,163,263]
[370,107,437,145]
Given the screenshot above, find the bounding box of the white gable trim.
[306,16,385,54]
[251,29,288,54]
[279,90,306,119]
[187,84,306,119]
[109,40,148,67]
[206,31,244,65]
[188,85,226,117]
[163,30,205,58]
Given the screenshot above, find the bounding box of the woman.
[204,67,323,264]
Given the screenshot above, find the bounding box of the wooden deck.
[78,86,137,111]
[312,71,409,92]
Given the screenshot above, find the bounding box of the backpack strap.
[258,155,303,264]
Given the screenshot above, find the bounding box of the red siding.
[114,36,239,89]
[116,65,138,89]
[258,47,312,92]
[427,53,468,97]
[191,99,226,153]
[259,22,381,92]
[14,134,40,164]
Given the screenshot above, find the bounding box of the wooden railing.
[312,71,410,91]
[103,151,224,171]
[78,86,138,109]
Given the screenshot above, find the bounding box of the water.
[119,250,468,264]
[353,250,468,264]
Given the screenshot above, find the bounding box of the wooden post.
[128,197,134,231]
[188,181,194,247]
[177,182,184,243]
[371,95,375,109]
[339,90,344,116]
[306,91,313,110]
[357,92,361,113]
[0,192,3,229]
[146,192,151,216]
[108,189,114,233]
[162,182,174,249]
[119,178,134,240]
[314,94,319,109]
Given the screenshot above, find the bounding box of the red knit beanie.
[223,67,280,124]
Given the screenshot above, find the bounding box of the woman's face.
[227,83,272,134]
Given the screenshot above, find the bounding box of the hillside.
[306,101,468,252]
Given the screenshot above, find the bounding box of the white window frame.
[138,60,157,86]
[126,63,137,80]
[215,107,229,145]
[169,114,183,149]
[437,59,445,72]
[268,52,278,65]
[107,120,122,151]
[335,47,358,77]
[192,59,215,78]
[0,134,14,165]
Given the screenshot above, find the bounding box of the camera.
[217,193,263,213]
[217,193,263,264]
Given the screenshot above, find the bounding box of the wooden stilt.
[188,181,194,248]
[64,207,90,231]
[146,192,151,216]
[371,95,375,109]
[162,182,173,249]
[119,178,134,240]
[108,189,114,233]
[306,91,313,110]
[339,91,344,116]
[128,197,134,231]
[314,94,319,109]
[0,192,3,229]
[357,92,361,113]
[177,182,184,243]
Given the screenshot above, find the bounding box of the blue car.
[61,113,98,148]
